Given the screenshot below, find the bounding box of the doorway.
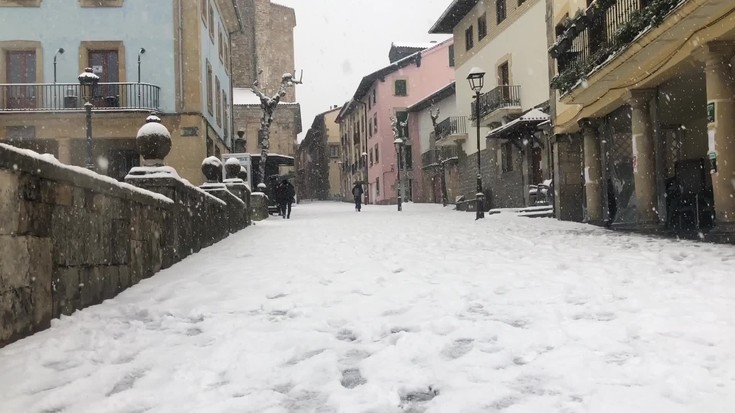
[88,50,119,107]
[5,50,36,109]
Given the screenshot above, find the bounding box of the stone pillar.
[57,139,72,165]
[552,134,584,222]
[704,42,735,234]
[626,89,658,226]
[580,119,603,224]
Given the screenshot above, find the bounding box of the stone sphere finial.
[201,156,223,183]
[136,112,171,166]
[225,157,241,180]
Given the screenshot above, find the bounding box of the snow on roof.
[391,41,437,49]
[485,108,550,139]
[0,143,173,204]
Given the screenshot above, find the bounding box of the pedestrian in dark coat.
[352,183,364,212]
[276,179,295,219]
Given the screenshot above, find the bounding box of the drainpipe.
[355,99,370,203]
[177,0,185,111]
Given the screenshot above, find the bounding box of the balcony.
[549,0,699,98]
[431,116,467,146]
[421,145,460,169]
[470,85,522,123]
[0,82,160,112]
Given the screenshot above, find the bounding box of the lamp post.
[53,48,64,84]
[235,129,246,152]
[137,48,146,83]
[467,67,486,220]
[78,67,99,170]
[394,137,403,211]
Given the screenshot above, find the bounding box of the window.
[221,89,227,127]
[218,27,224,61]
[369,148,373,166]
[478,14,487,40]
[201,0,207,24]
[330,145,339,158]
[502,142,513,172]
[0,0,42,6]
[448,44,455,67]
[368,95,372,110]
[518,0,527,4]
[5,50,36,109]
[374,114,378,132]
[206,60,213,114]
[215,77,221,125]
[376,177,380,195]
[394,79,407,96]
[465,26,474,51]
[496,0,507,24]
[374,144,379,163]
[208,3,214,40]
[368,121,372,137]
[372,89,376,104]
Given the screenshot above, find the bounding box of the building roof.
[339,39,452,120]
[429,0,479,34]
[407,82,456,113]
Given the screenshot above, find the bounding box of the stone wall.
[0,144,246,347]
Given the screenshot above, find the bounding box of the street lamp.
[467,67,486,220]
[394,137,403,211]
[137,48,146,84]
[235,129,246,152]
[53,48,64,84]
[361,151,368,204]
[78,67,99,170]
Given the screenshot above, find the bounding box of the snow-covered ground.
[2,202,734,413]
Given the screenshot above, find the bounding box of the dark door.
[499,62,510,102]
[108,149,140,181]
[532,147,543,185]
[88,50,119,107]
[6,50,36,109]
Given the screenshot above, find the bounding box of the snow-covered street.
[1,202,734,413]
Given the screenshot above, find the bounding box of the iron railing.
[0,82,160,112]
[433,116,467,141]
[552,0,688,90]
[557,0,645,74]
[470,85,521,119]
[421,146,460,168]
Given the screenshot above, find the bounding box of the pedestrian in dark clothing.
[352,183,364,212]
[276,179,295,219]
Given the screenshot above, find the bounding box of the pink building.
[341,39,455,204]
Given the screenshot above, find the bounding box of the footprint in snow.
[441,338,474,359]
[340,368,367,389]
[266,292,288,299]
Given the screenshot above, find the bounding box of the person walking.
[276,179,295,219]
[352,182,364,212]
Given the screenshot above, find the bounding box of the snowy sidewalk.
[1,202,734,413]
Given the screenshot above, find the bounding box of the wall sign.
[707,102,715,123]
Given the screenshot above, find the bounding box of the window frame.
[208,3,215,41]
[496,0,507,24]
[478,13,487,41]
[0,0,42,6]
[394,79,407,97]
[215,76,221,126]
[206,59,213,115]
[465,25,474,51]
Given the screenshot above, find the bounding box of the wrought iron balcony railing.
[433,116,467,141]
[470,85,521,120]
[421,146,460,168]
[550,0,686,93]
[0,82,160,112]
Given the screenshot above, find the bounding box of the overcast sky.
[272,0,452,141]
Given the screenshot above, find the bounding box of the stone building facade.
[0,0,241,185]
[231,0,301,161]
